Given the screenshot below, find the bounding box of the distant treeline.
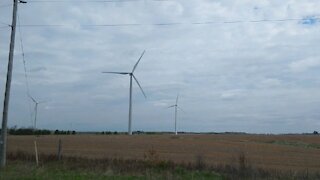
[9,128,51,135]
[100,131,174,135]
[100,131,118,135]
[54,130,76,135]
[4,127,319,135]
[7,127,76,135]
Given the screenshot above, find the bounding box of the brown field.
[7,134,320,172]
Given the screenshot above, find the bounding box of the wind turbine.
[102,50,147,135]
[28,95,47,130]
[168,94,182,135]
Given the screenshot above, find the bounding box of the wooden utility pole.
[0,0,20,168]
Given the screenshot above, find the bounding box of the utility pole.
[0,0,26,167]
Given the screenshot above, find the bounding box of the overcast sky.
[0,0,319,133]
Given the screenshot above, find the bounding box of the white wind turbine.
[168,94,183,135]
[102,50,147,135]
[28,95,47,130]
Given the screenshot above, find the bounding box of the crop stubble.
[7,134,320,172]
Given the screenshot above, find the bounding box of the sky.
[0,0,320,134]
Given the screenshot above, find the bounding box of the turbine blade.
[38,100,48,104]
[28,94,37,103]
[102,71,129,75]
[176,94,179,105]
[132,50,146,73]
[167,105,175,108]
[132,75,146,98]
[177,106,186,113]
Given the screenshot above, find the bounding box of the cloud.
[301,15,320,25]
[220,89,246,100]
[29,66,47,72]
[258,78,282,88]
[0,0,320,133]
[289,57,320,72]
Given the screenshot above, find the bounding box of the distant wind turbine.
[168,94,183,135]
[28,95,47,130]
[102,50,147,135]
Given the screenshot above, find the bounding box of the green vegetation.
[0,161,222,180]
[2,150,319,180]
[1,151,222,180]
[270,140,320,149]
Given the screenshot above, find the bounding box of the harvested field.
[7,134,320,172]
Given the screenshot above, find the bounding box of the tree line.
[7,127,76,135]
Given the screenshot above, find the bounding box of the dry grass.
[7,134,320,173]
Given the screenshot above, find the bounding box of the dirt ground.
[7,134,320,172]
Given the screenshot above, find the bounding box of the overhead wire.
[0,21,11,26]
[17,13,34,127]
[26,0,171,2]
[16,17,320,28]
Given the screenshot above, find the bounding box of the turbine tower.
[28,95,46,130]
[168,94,181,135]
[102,50,147,135]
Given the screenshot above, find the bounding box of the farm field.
[7,134,320,173]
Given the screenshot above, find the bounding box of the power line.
[0,21,10,26]
[18,24,66,27]
[27,0,171,3]
[16,17,320,28]
[17,13,33,127]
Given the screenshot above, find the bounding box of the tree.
[54,130,59,134]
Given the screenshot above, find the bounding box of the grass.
[0,152,223,180]
[269,140,320,149]
[0,162,223,180]
[1,162,135,180]
[2,151,320,180]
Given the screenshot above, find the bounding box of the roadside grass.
[1,162,141,180]
[1,151,320,180]
[0,162,222,180]
[0,152,222,180]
